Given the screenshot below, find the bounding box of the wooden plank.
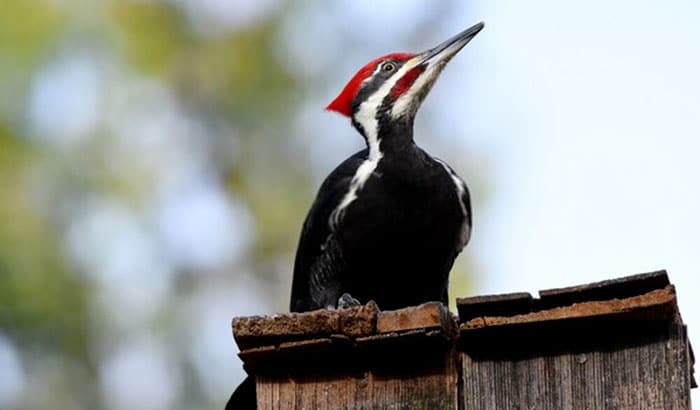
[339,301,379,337]
[376,302,454,335]
[456,292,533,322]
[460,322,691,409]
[461,286,677,332]
[538,270,669,309]
[233,303,378,350]
[238,305,456,375]
[257,350,458,410]
[232,310,340,351]
[456,271,672,324]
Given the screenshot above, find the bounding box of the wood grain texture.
[233,303,379,351]
[376,302,454,335]
[456,292,533,322]
[537,270,669,309]
[460,323,691,409]
[256,350,458,410]
[460,286,678,331]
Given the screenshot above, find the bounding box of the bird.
[290,22,483,313]
[227,22,483,409]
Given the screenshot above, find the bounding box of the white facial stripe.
[329,58,419,230]
[370,63,384,77]
[391,62,442,119]
[355,57,417,152]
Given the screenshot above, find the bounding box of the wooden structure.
[232,271,695,409]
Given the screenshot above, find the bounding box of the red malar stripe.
[390,65,425,98]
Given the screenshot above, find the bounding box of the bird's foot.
[336,293,361,309]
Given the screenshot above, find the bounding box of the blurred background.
[1,1,698,409]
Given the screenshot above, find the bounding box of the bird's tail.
[226,375,256,410]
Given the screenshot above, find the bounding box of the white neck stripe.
[354,60,415,148]
[329,60,417,230]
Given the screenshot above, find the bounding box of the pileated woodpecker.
[290,22,483,312]
[227,22,483,409]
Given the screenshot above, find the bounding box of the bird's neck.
[353,113,416,160]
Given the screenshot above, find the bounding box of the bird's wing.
[289,150,367,312]
[454,173,472,251]
[433,157,473,251]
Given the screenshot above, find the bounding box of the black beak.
[418,22,484,66]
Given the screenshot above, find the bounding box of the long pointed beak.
[386,22,484,119]
[417,22,484,67]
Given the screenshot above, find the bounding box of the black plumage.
[290,107,472,312]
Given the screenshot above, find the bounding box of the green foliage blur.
[0,1,477,409]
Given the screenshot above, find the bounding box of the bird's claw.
[337,293,361,309]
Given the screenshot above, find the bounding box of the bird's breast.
[338,159,463,253]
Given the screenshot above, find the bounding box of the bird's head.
[326,22,484,136]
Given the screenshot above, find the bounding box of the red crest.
[326,53,415,117]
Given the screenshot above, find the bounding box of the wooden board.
[256,350,458,410]
[460,323,691,409]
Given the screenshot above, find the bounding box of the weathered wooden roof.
[232,270,695,387]
[458,270,679,330]
[233,301,456,373]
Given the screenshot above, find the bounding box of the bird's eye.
[381,62,396,72]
